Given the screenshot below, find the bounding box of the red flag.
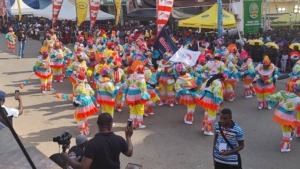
[89,0,101,29]
[52,0,64,27]
[156,0,174,36]
[0,0,6,15]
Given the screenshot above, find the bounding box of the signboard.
[152,28,178,58]
[244,0,262,35]
[101,0,126,5]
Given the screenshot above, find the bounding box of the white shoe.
[138,124,146,129]
[175,100,179,105]
[54,80,57,82]
[159,102,164,106]
[148,112,154,116]
[267,106,272,110]
[117,109,122,112]
[19,56,21,59]
[290,137,293,141]
[59,80,63,83]
[42,91,46,94]
[96,104,100,108]
[258,105,263,109]
[49,88,55,91]
[245,95,252,98]
[113,123,116,126]
[229,97,235,102]
[143,113,148,117]
[170,103,174,107]
[184,121,193,125]
[204,131,214,136]
[281,148,291,153]
[201,127,204,131]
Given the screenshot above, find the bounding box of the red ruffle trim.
[96,100,116,106]
[225,80,237,86]
[51,65,64,69]
[254,86,276,94]
[34,72,52,79]
[150,93,156,98]
[195,98,219,111]
[158,81,168,85]
[272,116,298,130]
[69,77,76,84]
[244,78,254,84]
[74,107,98,119]
[126,100,148,105]
[179,99,196,105]
[297,106,300,111]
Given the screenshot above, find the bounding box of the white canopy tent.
[11,0,39,15]
[34,0,115,21]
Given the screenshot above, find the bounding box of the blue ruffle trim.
[141,93,150,100]
[214,96,222,104]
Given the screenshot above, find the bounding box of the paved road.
[0,34,298,169]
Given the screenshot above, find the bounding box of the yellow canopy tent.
[178,3,236,29]
[271,13,300,27]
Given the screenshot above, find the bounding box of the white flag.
[170,47,200,66]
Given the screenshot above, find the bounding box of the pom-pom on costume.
[66,52,88,88]
[268,85,300,152]
[157,52,176,106]
[50,41,64,82]
[96,66,119,117]
[122,61,150,129]
[239,51,256,98]
[5,27,16,52]
[254,56,280,109]
[175,64,198,124]
[196,74,226,136]
[33,51,53,93]
[72,72,98,136]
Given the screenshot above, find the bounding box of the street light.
[278,7,286,12]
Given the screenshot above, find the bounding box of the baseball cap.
[76,134,87,146]
[0,90,6,100]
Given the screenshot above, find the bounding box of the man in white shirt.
[0,90,23,119]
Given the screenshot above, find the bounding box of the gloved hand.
[73,71,78,75]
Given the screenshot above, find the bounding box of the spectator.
[250,42,264,66]
[0,90,23,126]
[17,28,27,59]
[68,135,88,163]
[62,113,133,169]
[213,108,244,169]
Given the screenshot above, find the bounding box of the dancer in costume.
[239,51,256,98]
[62,46,73,78]
[114,40,124,55]
[49,29,57,41]
[268,82,300,152]
[74,35,84,51]
[50,41,64,82]
[144,59,161,116]
[123,61,150,129]
[33,50,53,93]
[96,42,107,60]
[93,54,109,92]
[221,53,241,101]
[175,64,198,125]
[201,53,229,78]
[95,29,107,45]
[106,42,115,59]
[196,73,227,136]
[72,72,98,136]
[96,66,119,119]
[66,52,88,88]
[85,39,97,82]
[194,54,207,91]
[254,56,280,109]
[40,33,54,54]
[109,58,127,112]
[5,27,16,52]
[157,51,176,107]
[214,38,229,56]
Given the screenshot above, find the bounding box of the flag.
[76,0,88,26]
[170,47,200,66]
[16,0,21,21]
[152,28,178,58]
[126,0,135,14]
[52,0,64,27]
[114,0,121,25]
[156,0,174,36]
[0,0,6,15]
[4,0,13,20]
[89,0,101,29]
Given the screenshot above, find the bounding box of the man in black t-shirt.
[63,113,133,169]
[17,28,27,59]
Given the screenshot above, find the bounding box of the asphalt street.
[0,33,298,169]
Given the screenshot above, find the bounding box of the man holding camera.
[0,90,23,126]
[62,113,133,169]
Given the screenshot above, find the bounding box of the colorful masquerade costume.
[201,59,228,78]
[73,73,98,136]
[268,90,300,152]
[50,43,64,82]
[66,60,88,88]
[96,67,119,117]
[123,61,150,129]
[33,54,53,93]
[85,42,97,82]
[40,38,54,54]
[288,59,300,96]
[74,35,85,51]
[239,53,256,98]
[194,54,207,91]
[157,57,177,106]
[5,29,16,52]
[144,65,161,116]
[175,67,198,125]
[62,47,73,77]
[196,75,225,135]
[254,56,280,109]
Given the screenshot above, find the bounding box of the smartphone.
[127,119,133,129]
[15,90,20,100]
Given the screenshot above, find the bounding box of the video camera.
[53,131,72,153]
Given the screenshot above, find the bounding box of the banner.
[16,0,21,21]
[244,0,262,35]
[52,0,64,27]
[0,0,6,15]
[170,47,200,66]
[114,0,121,25]
[76,0,88,26]
[152,28,178,58]
[4,0,13,20]
[126,0,136,14]
[89,0,101,29]
[156,0,174,36]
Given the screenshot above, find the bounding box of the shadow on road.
[2,70,33,75]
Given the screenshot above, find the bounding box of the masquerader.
[50,41,64,82]
[5,27,17,52]
[85,39,97,82]
[239,51,256,98]
[40,33,55,54]
[66,52,88,88]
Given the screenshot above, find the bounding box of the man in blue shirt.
[213,108,244,169]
